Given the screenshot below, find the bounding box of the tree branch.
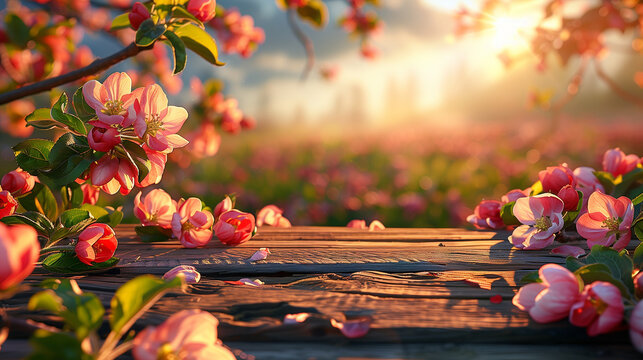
[287,9,315,81]
[0,43,148,105]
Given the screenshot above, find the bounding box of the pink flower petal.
[249,248,270,262]
[331,317,372,338]
[284,313,311,324]
[551,245,585,258]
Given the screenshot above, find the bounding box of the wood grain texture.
[2,225,640,359]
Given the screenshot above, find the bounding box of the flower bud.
[129,2,150,30]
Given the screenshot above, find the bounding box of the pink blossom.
[90,156,138,195]
[512,264,580,323]
[137,145,167,188]
[0,99,35,138]
[187,0,217,22]
[501,188,530,204]
[557,185,579,212]
[132,310,235,360]
[0,224,39,290]
[576,191,633,251]
[1,168,36,196]
[214,210,255,246]
[79,183,100,205]
[602,147,639,178]
[466,200,504,230]
[83,72,141,127]
[573,167,604,213]
[256,205,291,228]
[0,187,18,219]
[569,282,624,336]
[189,123,221,158]
[213,196,233,220]
[538,164,576,194]
[171,198,214,248]
[510,194,564,250]
[347,219,367,229]
[134,189,176,228]
[630,301,643,353]
[162,265,201,284]
[75,223,118,265]
[88,127,121,152]
[133,84,189,152]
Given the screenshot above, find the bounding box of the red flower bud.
[557,185,579,212]
[75,223,118,265]
[129,2,150,31]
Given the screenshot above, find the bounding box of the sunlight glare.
[490,17,525,50]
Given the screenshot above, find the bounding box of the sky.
[92,0,642,126]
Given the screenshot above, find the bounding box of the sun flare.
[489,16,526,50]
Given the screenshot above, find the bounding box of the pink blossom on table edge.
[346,219,367,229]
[557,185,579,212]
[132,309,235,360]
[134,189,177,229]
[162,265,201,284]
[0,187,18,219]
[602,147,639,178]
[213,195,233,220]
[171,197,214,248]
[501,188,530,204]
[214,210,255,246]
[573,166,604,214]
[538,164,576,194]
[0,224,39,290]
[75,223,118,265]
[467,200,504,230]
[256,205,291,228]
[576,191,633,251]
[569,281,624,336]
[510,194,564,250]
[512,264,580,323]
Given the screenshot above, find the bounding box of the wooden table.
[2,225,640,359]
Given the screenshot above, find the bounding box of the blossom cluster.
[81,72,188,196]
[468,147,641,252]
[338,0,382,59]
[209,6,266,58]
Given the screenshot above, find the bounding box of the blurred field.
[151,117,642,228]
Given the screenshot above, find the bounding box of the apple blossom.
[0,224,39,290]
[576,191,633,251]
[187,0,217,22]
[88,127,121,152]
[213,195,233,219]
[569,281,624,336]
[501,188,530,204]
[171,198,214,248]
[573,167,604,213]
[83,72,141,127]
[467,200,504,230]
[347,219,367,229]
[538,164,576,194]
[510,194,564,250]
[214,210,255,246]
[557,185,579,212]
[630,301,643,353]
[133,84,189,152]
[1,168,36,196]
[132,310,235,360]
[512,264,580,323]
[0,187,18,219]
[75,223,118,265]
[602,147,639,178]
[90,156,138,195]
[129,2,150,31]
[162,265,201,284]
[134,189,176,229]
[256,205,291,228]
[137,144,168,188]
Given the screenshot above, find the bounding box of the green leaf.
[174,23,224,66]
[634,220,643,242]
[61,182,84,210]
[135,19,166,47]
[26,108,61,130]
[28,330,92,360]
[18,182,58,220]
[297,0,328,29]
[500,201,520,226]
[44,133,93,186]
[110,12,131,30]
[614,168,643,198]
[519,271,541,284]
[42,252,119,274]
[164,30,187,74]
[633,243,643,269]
[5,13,30,47]
[80,204,109,220]
[574,263,631,299]
[110,275,183,339]
[45,156,94,187]
[51,93,87,135]
[29,279,104,339]
[633,192,643,206]
[594,171,616,195]
[585,245,635,296]
[59,209,92,228]
[121,140,150,182]
[13,139,54,172]
[80,205,123,227]
[135,225,173,242]
[0,211,54,235]
[565,256,585,273]
[72,87,96,122]
[170,6,204,27]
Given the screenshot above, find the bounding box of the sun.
[489,16,526,50]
